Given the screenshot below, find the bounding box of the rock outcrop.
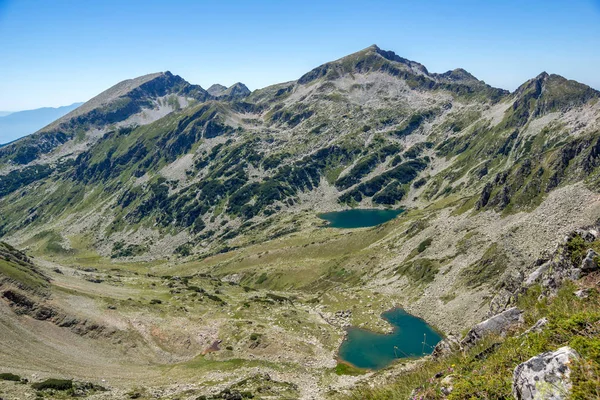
[580,249,598,272]
[432,334,462,358]
[461,307,523,349]
[512,346,579,400]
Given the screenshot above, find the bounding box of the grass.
[341,282,600,400]
[459,243,508,288]
[335,362,367,376]
[397,258,440,285]
[417,238,433,253]
[31,378,73,391]
[0,372,21,381]
[0,242,48,290]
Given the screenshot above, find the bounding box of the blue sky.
[0,0,599,110]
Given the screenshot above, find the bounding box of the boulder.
[575,228,598,242]
[461,307,523,348]
[512,346,579,400]
[524,261,553,286]
[574,289,590,299]
[432,334,462,358]
[580,249,598,273]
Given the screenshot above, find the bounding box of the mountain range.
[1,45,599,398]
[0,102,84,146]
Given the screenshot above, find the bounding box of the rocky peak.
[221,82,251,99]
[507,71,599,125]
[207,84,228,97]
[0,71,210,166]
[436,68,479,83]
[45,71,208,131]
[369,44,430,75]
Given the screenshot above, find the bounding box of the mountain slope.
[1,45,600,398]
[0,103,83,145]
[0,71,209,169]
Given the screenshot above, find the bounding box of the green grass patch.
[0,372,21,381]
[459,243,508,288]
[335,362,367,376]
[397,258,440,284]
[31,378,73,391]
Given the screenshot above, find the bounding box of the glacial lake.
[338,308,443,370]
[318,208,403,228]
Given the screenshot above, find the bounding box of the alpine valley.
[1,45,600,399]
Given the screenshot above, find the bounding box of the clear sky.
[1,0,599,111]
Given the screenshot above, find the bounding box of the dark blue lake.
[338,308,443,370]
[318,209,403,228]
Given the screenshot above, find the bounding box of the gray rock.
[575,228,598,242]
[461,307,523,348]
[574,289,590,299]
[512,346,579,400]
[521,317,548,337]
[580,249,598,272]
[440,375,455,396]
[525,261,553,286]
[432,334,462,358]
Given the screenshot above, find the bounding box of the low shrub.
[31,378,73,391]
[0,372,21,381]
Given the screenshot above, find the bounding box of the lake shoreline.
[336,307,443,370]
[318,208,404,229]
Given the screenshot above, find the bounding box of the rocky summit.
[1,45,600,399]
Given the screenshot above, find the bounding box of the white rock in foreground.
[461,307,523,348]
[512,346,579,400]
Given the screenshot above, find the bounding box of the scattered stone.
[461,307,523,348]
[521,317,548,337]
[512,346,579,400]
[440,375,454,396]
[334,310,352,318]
[574,289,590,299]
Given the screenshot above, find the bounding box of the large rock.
[461,307,523,348]
[524,261,553,286]
[575,228,598,242]
[432,334,462,358]
[512,346,579,400]
[580,249,598,272]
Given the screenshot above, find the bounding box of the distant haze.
[0,103,83,145]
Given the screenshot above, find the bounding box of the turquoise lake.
[318,208,403,228]
[338,308,443,370]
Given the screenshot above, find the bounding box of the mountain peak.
[505,71,599,127]
[223,82,250,97]
[297,45,430,85]
[210,82,250,99]
[437,68,478,82]
[207,84,228,97]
